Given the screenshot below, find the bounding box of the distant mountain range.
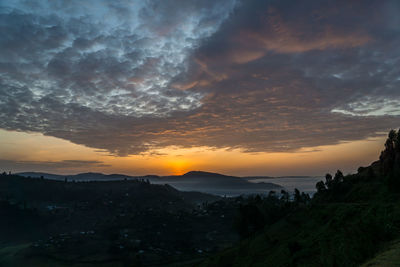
[243,175,319,180]
[17,171,284,196]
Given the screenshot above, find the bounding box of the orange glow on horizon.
[0,129,387,177]
[164,158,192,175]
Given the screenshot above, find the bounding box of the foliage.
[202,129,400,267]
[234,189,311,240]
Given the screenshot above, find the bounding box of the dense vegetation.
[0,175,239,266]
[201,129,400,267]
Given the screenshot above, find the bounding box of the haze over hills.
[3,130,400,266]
[17,172,134,181]
[244,175,317,179]
[17,171,283,196]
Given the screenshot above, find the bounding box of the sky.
[0,0,400,176]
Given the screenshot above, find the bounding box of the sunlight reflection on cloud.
[332,97,400,116]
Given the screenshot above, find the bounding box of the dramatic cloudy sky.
[1,0,400,175]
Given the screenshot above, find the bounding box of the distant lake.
[247,177,323,195]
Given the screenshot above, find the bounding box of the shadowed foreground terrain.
[2,130,400,266]
[0,175,240,266]
[201,130,400,267]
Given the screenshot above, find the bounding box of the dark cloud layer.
[0,159,109,173]
[1,0,400,155]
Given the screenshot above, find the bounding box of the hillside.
[17,172,136,181]
[361,239,400,267]
[17,171,283,196]
[201,130,400,267]
[156,171,282,196]
[0,175,239,266]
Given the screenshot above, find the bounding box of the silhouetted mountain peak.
[182,171,229,178]
[75,172,104,177]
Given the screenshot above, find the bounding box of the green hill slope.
[361,239,400,267]
[201,129,400,267]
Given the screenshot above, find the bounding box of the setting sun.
[165,159,191,175]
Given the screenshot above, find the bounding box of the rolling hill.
[18,171,282,196]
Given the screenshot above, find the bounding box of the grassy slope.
[201,166,400,267]
[0,244,30,267]
[361,239,400,267]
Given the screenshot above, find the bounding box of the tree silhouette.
[325,173,333,189]
[280,190,289,202]
[301,192,310,203]
[380,129,398,175]
[316,181,326,193]
[236,203,266,238]
[334,170,344,183]
[294,188,301,203]
[375,129,400,190]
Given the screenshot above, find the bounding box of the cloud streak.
[0,159,109,173]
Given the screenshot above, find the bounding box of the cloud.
[194,0,380,66]
[0,0,237,117]
[332,97,400,116]
[0,159,110,173]
[0,0,400,156]
[235,11,371,55]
